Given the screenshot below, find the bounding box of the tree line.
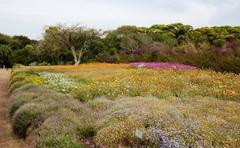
[1,23,240,73]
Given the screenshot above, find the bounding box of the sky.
[0,0,240,39]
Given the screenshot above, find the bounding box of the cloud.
[0,0,239,39]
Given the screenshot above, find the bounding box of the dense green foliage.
[1,23,240,73]
[100,24,240,73]
[0,33,38,68]
[38,25,103,65]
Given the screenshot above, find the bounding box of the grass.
[8,63,240,147]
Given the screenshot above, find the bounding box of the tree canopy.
[1,23,240,73]
[42,25,101,64]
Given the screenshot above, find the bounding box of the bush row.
[8,69,86,147]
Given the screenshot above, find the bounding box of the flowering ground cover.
[22,63,239,101]
[8,63,240,147]
[130,62,197,70]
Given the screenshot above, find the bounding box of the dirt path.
[0,69,26,148]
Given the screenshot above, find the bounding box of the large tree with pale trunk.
[42,24,101,65]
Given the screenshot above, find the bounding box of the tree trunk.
[70,46,78,65]
[77,50,84,64]
[70,46,84,65]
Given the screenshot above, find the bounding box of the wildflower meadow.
[8,63,240,147]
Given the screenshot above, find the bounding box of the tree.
[0,45,12,68]
[82,39,106,62]
[38,38,72,65]
[11,44,36,65]
[11,35,32,50]
[104,26,139,51]
[105,26,154,52]
[43,25,101,65]
[0,33,12,45]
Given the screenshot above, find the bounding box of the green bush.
[38,61,50,66]
[29,62,37,66]
[12,64,24,68]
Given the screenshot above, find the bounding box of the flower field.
[22,63,240,101]
[8,63,240,147]
[129,62,197,70]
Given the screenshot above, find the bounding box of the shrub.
[8,92,38,118]
[9,69,43,93]
[12,103,46,137]
[27,110,84,148]
[10,69,23,78]
[9,74,25,87]
[36,134,84,148]
[8,80,32,94]
[94,97,157,146]
[77,124,96,138]
[86,97,114,110]
[12,64,24,68]
[95,119,146,146]
[29,92,82,113]
[12,102,59,137]
[11,84,56,98]
[93,96,240,147]
[8,69,88,147]
[10,83,83,139]
[38,61,50,66]
[29,62,37,66]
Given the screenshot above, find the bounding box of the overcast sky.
[0,0,240,39]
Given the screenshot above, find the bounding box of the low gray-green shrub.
[36,134,84,148]
[8,80,32,94]
[8,92,38,118]
[86,97,114,111]
[12,102,59,137]
[11,84,49,97]
[12,103,46,137]
[9,75,25,87]
[9,69,88,147]
[28,110,84,148]
[9,84,66,118]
